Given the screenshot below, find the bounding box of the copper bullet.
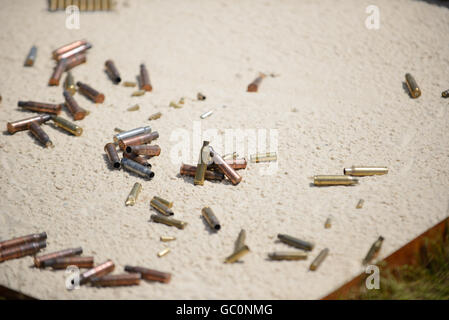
[24,46,37,67]
[0,241,46,263]
[34,247,83,268]
[49,58,67,86]
[91,273,141,287]
[123,151,152,167]
[124,265,171,283]
[80,260,115,285]
[105,59,121,84]
[140,63,152,91]
[0,232,47,252]
[65,53,86,71]
[7,114,52,134]
[76,81,105,103]
[56,43,91,61]
[210,147,242,185]
[52,40,87,60]
[104,143,121,169]
[63,90,87,120]
[29,122,54,148]
[126,144,161,156]
[247,73,266,92]
[50,256,95,269]
[18,101,62,115]
[180,163,224,181]
[118,131,159,150]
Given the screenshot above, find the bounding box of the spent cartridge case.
[127,104,140,112]
[153,196,173,208]
[209,158,247,170]
[126,144,161,157]
[363,236,384,265]
[200,110,213,119]
[194,141,210,186]
[113,126,152,143]
[24,45,37,67]
[310,248,329,271]
[160,236,176,242]
[149,112,162,120]
[234,229,246,252]
[343,166,388,176]
[34,247,83,268]
[224,245,250,263]
[210,147,242,185]
[124,265,171,283]
[324,217,332,229]
[157,248,171,257]
[53,40,87,59]
[132,90,145,97]
[121,158,155,179]
[18,101,62,115]
[201,207,221,231]
[442,89,449,98]
[105,59,121,84]
[151,214,187,229]
[356,199,365,209]
[123,151,152,167]
[63,90,87,120]
[180,164,224,181]
[150,199,174,216]
[268,251,308,261]
[405,73,421,98]
[29,122,53,148]
[0,241,46,263]
[56,43,91,61]
[80,260,115,285]
[91,273,141,287]
[7,114,51,134]
[123,81,136,87]
[64,72,76,95]
[140,64,152,91]
[278,234,314,251]
[125,182,142,206]
[49,58,67,86]
[0,232,47,252]
[118,131,159,150]
[52,116,83,136]
[65,53,86,71]
[250,152,277,163]
[51,256,94,269]
[104,143,121,169]
[76,81,105,103]
[197,92,206,100]
[313,175,359,186]
[247,73,266,92]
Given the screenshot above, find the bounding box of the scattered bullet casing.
[127,104,140,112]
[201,207,221,231]
[160,236,176,242]
[209,158,247,170]
[356,199,365,209]
[49,58,67,86]
[324,217,332,229]
[125,182,142,206]
[105,59,121,84]
[63,90,87,120]
[7,114,51,134]
[278,234,314,251]
[34,247,82,268]
[153,196,173,208]
[247,73,266,92]
[18,101,62,115]
[24,46,37,67]
[225,245,250,263]
[194,141,211,186]
[124,265,171,283]
[149,112,162,120]
[210,147,242,185]
[343,166,388,176]
[157,248,171,257]
[234,229,246,252]
[140,64,152,91]
[150,199,174,216]
[65,53,87,71]
[80,260,115,285]
[29,122,53,148]
[197,92,206,100]
[104,143,121,169]
[76,81,105,103]
[310,248,329,271]
[132,90,145,97]
[56,43,91,61]
[151,214,187,229]
[53,40,87,60]
[126,144,161,157]
[51,256,94,269]
[363,236,384,265]
[250,152,277,163]
[121,158,155,179]
[405,73,421,98]
[113,126,152,143]
[52,116,83,136]
[180,164,224,181]
[200,110,214,119]
[91,273,141,287]
[222,152,238,160]
[0,232,47,252]
[0,241,46,263]
[313,175,359,186]
[64,72,76,95]
[118,131,159,150]
[123,81,136,87]
[123,151,152,167]
[268,251,308,261]
[442,89,449,98]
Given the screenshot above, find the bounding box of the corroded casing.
[126,145,161,156]
[63,90,86,120]
[105,59,121,84]
[343,166,388,176]
[363,236,384,265]
[123,151,152,167]
[118,131,159,150]
[278,234,314,251]
[51,256,94,269]
[224,245,250,263]
[210,147,242,185]
[53,40,87,59]
[104,143,121,169]
[80,260,115,285]
[76,81,105,103]
[49,58,67,86]
[18,101,62,115]
[52,116,83,136]
[7,115,51,134]
[201,207,221,231]
[180,164,224,181]
[247,74,266,92]
[64,72,76,95]
[140,64,152,91]
[151,214,187,229]
[405,73,421,98]
[24,46,37,67]
[65,53,86,71]
[0,241,46,263]
[313,175,359,186]
[310,248,329,271]
[0,232,47,251]
[34,247,83,268]
[29,122,53,148]
[124,265,171,283]
[125,182,142,206]
[150,199,174,216]
[91,273,141,287]
[268,251,308,261]
[113,126,152,143]
[209,158,247,170]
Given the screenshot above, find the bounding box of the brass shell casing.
[310,248,329,271]
[104,143,121,169]
[405,73,421,98]
[123,81,137,87]
[234,229,246,252]
[63,90,87,120]
[250,152,277,163]
[209,158,247,170]
[150,199,174,216]
[64,72,76,95]
[278,234,314,251]
[363,236,384,265]
[51,256,94,269]
[153,196,173,208]
[29,122,53,148]
[324,217,332,229]
[313,175,359,186]
[0,241,46,263]
[247,73,266,92]
[224,245,250,263]
[24,46,37,67]
[194,141,210,186]
[201,207,221,231]
[124,265,171,283]
[91,273,141,287]
[126,144,161,156]
[140,64,152,91]
[180,164,224,181]
[7,115,51,134]
[356,199,365,209]
[34,247,83,268]
[80,260,115,285]
[268,251,308,261]
[76,81,105,103]
[151,214,187,229]
[149,112,162,120]
[210,147,242,185]
[18,101,62,115]
[0,232,47,252]
[125,182,142,206]
[343,166,388,176]
[49,58,67,86]
[442,89,449,98]
[157,248,171,257]
[105,59,121,84]
[118,131,159,150]
[52,116,83,136]
[160,236,176,242]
